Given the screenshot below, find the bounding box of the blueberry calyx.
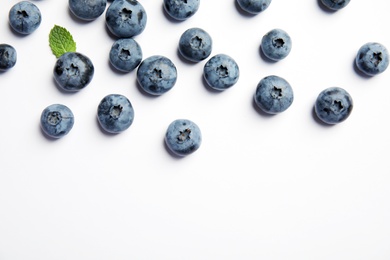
[372,52,383,67]
[150,68,163,81]
[177,128,191,143]
[109,105,123,119]
[119,49,131,60]
[47,111,62,125]
[270,86,283,99]
[273,38,285,48]
[191,36,203,49]
[323,100,344,115]
[216,65,229,77]
[17,10,29,18]
[67,63,79,76]
[314,87,353,124]
[120,8,132,21]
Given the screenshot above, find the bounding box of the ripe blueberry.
[105,0,147,38]
[355,42,389,76]
[254,75,294,114]
[53,52,94,92]
[163,0,200,21]
[203,54,239,90]
[178,27,212,63]
[109,38,143,73]
[314,87,353,124]
[9,1,42,35]
[69,0,107,21]
[137,55,177,95]
[0,44,17,71]
[236,0,272,14]
[165,119,202,157]
[261,28,292,61]
[97,94,135,133]
[40,104,74,138]
[320,0,351,10]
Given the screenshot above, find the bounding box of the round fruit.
[314,87,353,124]
[203,54,239,90]
[254,75,294,114]
[97,94,135,133]
[165,119,202,156]
[40,104,74,138]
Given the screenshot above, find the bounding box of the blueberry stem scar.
[271,86,283,99]
[216,65,228,77]
[119,49,131,59]
[177,128,191,143]
[373,52,382,66]
[47,111,62,125]
[66,64,79,76]
[17,10,29,18]
[120,8,132,20]
[191,36,203,49]
[274,38,285,48]
[110,105,123,119]
[334,100,344,111]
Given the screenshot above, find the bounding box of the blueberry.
[203,54,239,90]
[314,87,353,124]
[261,28,292,61]
[8,1,42,35]
[320,0,351,10]
[355,42,389,76]
[109,38,143,72]
[254,75,294,114]
[165,119,202,157]
[178,27,212,62]
[53,52,94,92]
[236,0,272,14]
[137,55,177,95]
[69,0,107,21]
[40,104,74,139]
[0,44,17,71]
[105,0,147,38]
[97,94,135,133]
[163,0,200,21]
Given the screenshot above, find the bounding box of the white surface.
[1,0,390,259]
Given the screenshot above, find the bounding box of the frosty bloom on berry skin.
[0,44,17,71]
[69,0,107,21]
[9,1,42,35]
[203,54,239,90]
[165,119,202,157]
[314,87,353,125]
[97,94,135,134]
[137,55,177,95]
[178,27,212,63]
[261,28,292,61]
[320,0,351,10]
[236,0,272,14]
[40,104,74,138]
[355,42,389,77]
[164,0,200,21]
[105,0,147,38]
[254,75,294,114]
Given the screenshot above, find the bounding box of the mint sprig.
[49,25,77,58]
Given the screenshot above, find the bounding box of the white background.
[1,0,390,259]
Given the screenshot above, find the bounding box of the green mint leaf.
[49,25,76,58]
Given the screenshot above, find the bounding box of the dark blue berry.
[9,1,42,35]
[40,104,74,138]
[97,94,135,133]
[53,52,94,92]
[165,119,202,156]
[314,87,353,124]
[0,44,17,71]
